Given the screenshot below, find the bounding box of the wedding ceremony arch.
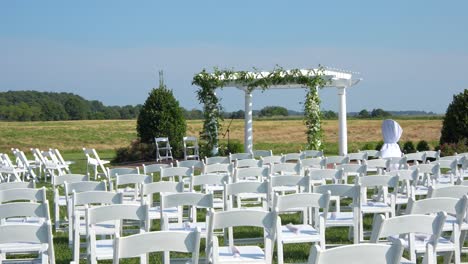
[192,67,361,156]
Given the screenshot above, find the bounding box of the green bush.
[416,140,431,151]
[439,138,468,156]
[375,141,384,151]
[360,142,376,151]
[402,141,416,154]
[440,89,468,145]
[113,139,154,163]
[136,85,187,158]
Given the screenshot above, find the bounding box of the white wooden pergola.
[214,68,361,156]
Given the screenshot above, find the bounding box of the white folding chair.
[370,212,458,264]
[53,173,89,232]
[0,221,55,264]
[269,175,309,198]
[113,229,201,264]
[308,241,404,264]
[224,181,270,210]
[0,153,24,182]
[191,174,229,209]
[234,167,268,182]
[71,191,123,263]
[313,184,361,244]
[428,185,468,199]
[0,180,35,191]
[155,137,173,162]
[357,175,398,241]
[140,181,184,225]
[83,148,110,180]
[335,163,367,183]
[176,160,203,170]
[160,192,213,236]
[282,153,302,163]
[12,148,39,180]
[270,162,302,176]
[324,155,350,168]
[364,158,389,175]
[206,210,278,264]
[112,174,152,202]
[431,159,458,186]
[424,150,441,162]
[274,192,331,264]
[142,163,172,179]
[86,204,149,264]
[307,168,343,186]
[0,201,50,226]
[183,136,200,161]
[385,169,418,213]
[299,157,326,171]
[261,155,284,166]
[405,152,427,165]
[346,152,368,164]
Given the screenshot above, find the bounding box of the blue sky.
[1,1,467,113]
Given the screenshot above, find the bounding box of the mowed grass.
[0,119,442,153]
[0,119,445,263]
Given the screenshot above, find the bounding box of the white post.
[244,90,253,154]
[338,87,348,155]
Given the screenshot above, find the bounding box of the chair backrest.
[115,174,152,186]
[142,163,172,175]
[364,159,389,172]
[335,164,367,177]
[428,185,468,199]
[176,160,204,170]
[113,230,201,264]
[410,163,439,175]
[224,181,269,210]
[301,150,324,159]
[73,191,123,207]
[203,163,233,175]
[204,156,230,165]
[65,181,107,198]
[324,155,350,166]
[229,152,253,162]
[307,169,343,184]
[384,157,408,170]
[406,196,468,226]
[160,193,213,226]
[140,181,184,206]
[431,159,457,171]
[385,169,418,181]
[274,192,330,213]
[282,152,303,163]
[308,241,403,264]
[83,148,109,178]
[234,158,263,168]
[160,167,193,182]
[50,148,68,165]
[270,175,309,192]
[253,149,273,158]
[0,181,35,191]
[270,162,301,176]
[87,203,150,232]
[261,155,284,165]
[190,174,230,191]
[300,157,325,170]
[108,167,140,178]
[359,149,381,159]
[424,150,440,161]
[346,152,368,163]
[234,167,268,182]
[313,184,360,201]
[404,152,427,163]
[0,221,55,264]
[357,175,399,188]
[370,212,446,245]
[53,173,89,186]
[0,201,50,222]
[0,187,46,203]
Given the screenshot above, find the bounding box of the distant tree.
[137,84,187,158]
[231,110,245,119]
[259,106,288,117]
[322,110,338,119]
[371,108,391,118]
[440,89,468,145]
[64,97,89,120]
[358,109,371,118]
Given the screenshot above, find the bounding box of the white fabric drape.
[380,119,403,158]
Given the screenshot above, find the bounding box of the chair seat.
[413,186,428,196]
[217,246,266,263]
[361,202,392,213]
[321,212,355,227]
[95,239,114,260]
[168,222,207,236]
[148,206,180,220]
[389,234,455,253]
[279,224,321,243]
[0,242,48,253]
[444,215,468,232]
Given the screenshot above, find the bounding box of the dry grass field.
[0,119,441,153]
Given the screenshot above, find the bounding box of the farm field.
[0,119,442,155]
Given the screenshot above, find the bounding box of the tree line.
[0,91,141,121]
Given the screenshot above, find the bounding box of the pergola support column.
[244,90,253,154]
[338,87,348,155]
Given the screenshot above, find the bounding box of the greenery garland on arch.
[192,66,328,154]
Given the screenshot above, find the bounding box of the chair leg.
[277,240,284,264]
[359,213,364,242]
